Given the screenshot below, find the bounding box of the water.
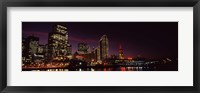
[28,66,157,71]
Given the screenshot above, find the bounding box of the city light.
[22,23,178,71]
[128,57,133,60]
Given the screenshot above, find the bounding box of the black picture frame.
[0,0,200,93]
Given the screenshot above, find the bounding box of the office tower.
[99,35,109,60]
[66,43,72,55]
[23,35,39,62]
[37,45,45,54]
[22,37,26,63]
[94,47,101,62]
[77,42,89,54]
[48,24,71,61]
[33,44,45,62]
[44,44,48,61]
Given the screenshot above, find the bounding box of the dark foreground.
[22,64,178,71]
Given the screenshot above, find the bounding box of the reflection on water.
[47,69,68,71]
[30,66,157,71]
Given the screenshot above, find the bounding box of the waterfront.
[26,67,148,71]
[22,22,178,71]
[23,66,176,71]
[22,61,178,71]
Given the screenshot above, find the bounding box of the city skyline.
[22,22,178,59]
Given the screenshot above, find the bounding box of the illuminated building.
[28,36,39,55]
[118,44,124,59]
[94,47,101,62]
[77,43,90,54]
[22,37,26,52]
[37,45,45,54]
[73,43,94,62]
[44,44,48,61]
[34,44,46,62]
[99,35,109,60]
[48,25,72,61]
[22,37,26,63]
[23,35,39,62]
[90,47,96,62]
[66,43,72,55]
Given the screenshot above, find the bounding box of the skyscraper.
[118,44,124,59]
[48,25,72,61]
[22,37,26,63]
[23,35,39,63]
[99,35,109,60]
[66,43,72,55]
[77,42,90,54]
[94,47,101,62]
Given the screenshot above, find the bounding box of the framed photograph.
[0,0,199,93]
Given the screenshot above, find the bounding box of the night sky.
[22,22,178,59]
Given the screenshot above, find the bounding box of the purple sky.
[22,22,178,59]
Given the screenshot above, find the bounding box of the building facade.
[48,25,72,61]
[77,42,90,54]
[99,35,109,61]
[23,35,39,63]
[94,47,101,62]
